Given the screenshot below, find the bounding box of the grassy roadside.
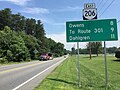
[35,55,120,90]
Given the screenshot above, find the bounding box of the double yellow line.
[0,62,45,74]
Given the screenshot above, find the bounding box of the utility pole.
[89,42,92,59]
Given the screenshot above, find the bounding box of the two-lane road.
[0,56,67,90]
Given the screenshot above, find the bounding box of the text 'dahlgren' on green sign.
[66,19,118,42]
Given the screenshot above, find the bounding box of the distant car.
[39,52,53,61]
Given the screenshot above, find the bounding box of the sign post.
[104,41,108,90]
[77,42,81,87]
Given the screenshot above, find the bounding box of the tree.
[0,8,12,30]
[115,50,120,59]
[25,18,36,35]
[0,26,30,62]
[71,47,76,55]
[11,14,26,32]
[79,48,89,54]
[86,42,102,56]
[17,31,39,59]
[0,8,65,62]
[53,42,64,56]
[35,20,45,42]
[107,47,117,54]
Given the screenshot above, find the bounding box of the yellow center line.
[0,62,45,74]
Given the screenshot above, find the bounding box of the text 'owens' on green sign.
[66,19,118,42]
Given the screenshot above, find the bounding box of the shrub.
[0,57,8,64]
[0,27,30,62]
[115,51,120,58]
[26,59,31,62]
[53,53,60,57]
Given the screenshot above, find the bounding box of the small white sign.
[84,3,96,9]
[83,8,97,20]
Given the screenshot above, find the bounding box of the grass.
[35,55,120,90]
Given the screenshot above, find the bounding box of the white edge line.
[12,58,66,90]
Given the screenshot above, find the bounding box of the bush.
[0,27,30,62]
[115,51,120,58]
[25,59,31,62]
[53,53,60,57]
[0,57,8,64]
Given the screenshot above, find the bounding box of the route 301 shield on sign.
[83,8,97,20]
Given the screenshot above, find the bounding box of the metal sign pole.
[77,42,81,87]
[104,41,108,90]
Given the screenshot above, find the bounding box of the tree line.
[0,8,67,63]
[71,42,119,56]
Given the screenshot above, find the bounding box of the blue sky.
[0,0,120,50]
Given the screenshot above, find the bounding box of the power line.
[117,20,120,23]
[97,0,104,8]
[99,0,116,17]
[86,0,98,4]
[98,0,108,12]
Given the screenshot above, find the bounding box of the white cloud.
[40,18,56,24]
[38,17,65,26]
[46,32,66,44]
[53,6,82,12]
[46,31,120,50]
[66,6,81,11]
[0,0,31,6]
[51,22,65,26]
[105,40,120,48]
[22,7,49,14]
[46,32,87,50]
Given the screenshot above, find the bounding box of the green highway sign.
[66,19,118,42]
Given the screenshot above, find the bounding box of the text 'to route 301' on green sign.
[66,19,118,42]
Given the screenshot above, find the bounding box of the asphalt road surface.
[0,56,67,90]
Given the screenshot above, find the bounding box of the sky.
[0,0,120,50]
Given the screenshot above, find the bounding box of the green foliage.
[0,8,65,63]
[107,47,117,54]
[115,51,120,59]
[86,42,102,56]
[17,31,39,59]
[25,59,31,62]
[0,57,8,64]
[0,8,12,30]
[35,20,45,41]
[52,42,64,56]
[71,47,76,55]
[0,8,45,38]
[0,26,30,62]
[43,38,65,57]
